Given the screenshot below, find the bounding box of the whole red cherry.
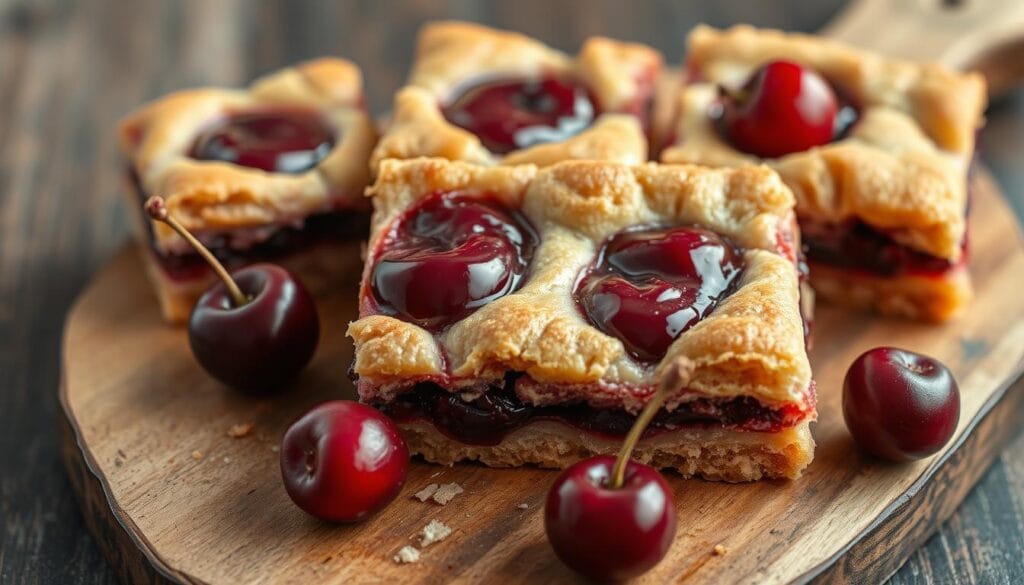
[545,456,676,582]
[281,401,409,522]
[720,60,839,158]
[544,362,690,581]
[188,264,319,393]
[145,196,319,394]
[843,347,960,462]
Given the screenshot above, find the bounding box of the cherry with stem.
[145,196,319,394]
[544,360,690,581]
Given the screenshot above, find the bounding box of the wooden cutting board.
[60,1,1024,581]
[59,170,1024,584]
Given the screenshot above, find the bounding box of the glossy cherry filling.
[801,218,963,277]
[442,76,599,154]
[128,169,368,281]
[374,377,813,447]
[369,192,537,329]
[190,108,336,173]
[576,226,744,361]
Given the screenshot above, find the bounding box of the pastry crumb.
[431,483,463,505]
[222,456,232,464]
[517,503,528,510]
[419,520,452,547]
[270,444,279,452]
[227,422,255,438]
[713,544,728,556]
[191,450,204,460]
[393,545,420,564]
[414,483,439,502]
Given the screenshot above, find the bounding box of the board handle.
[822,0,1024,95]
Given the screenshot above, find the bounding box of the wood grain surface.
[4,0,1024,584]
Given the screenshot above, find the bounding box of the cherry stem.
[608,359,692,490]
[144,196,248,308]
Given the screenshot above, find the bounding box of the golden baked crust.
[119,58,377,255]
[399,419,815,481]
[371,21,662,170]
[349,158,811,410]
[660,25,986,262]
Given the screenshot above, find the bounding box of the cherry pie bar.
[370,21,663,171]
[661,25,987,321]
[119,58,377,322]
[348,158,815,481]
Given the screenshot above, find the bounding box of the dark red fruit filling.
[443,76,598,154]
[159,211,369,281]
[128,170,368,281]
[190,108,335,173]
[713,60,857,158]
[801,219,960,277]
[576,226,744,361]
[370,193,537,329]
[375,376,811,446]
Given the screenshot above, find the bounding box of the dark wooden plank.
[1,0,1023,583]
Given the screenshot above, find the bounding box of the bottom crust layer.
[399,418,814,482]
[809,263,971,322]
[137,239,364,324]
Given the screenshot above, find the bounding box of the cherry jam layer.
[801,218,962,278]
[374,377,812,447]
[576,226,744,362]
[153,210,369,281]
[128,169,367,281]
[189,108,336,173]
[369,192,538,330]
[443,76,599,154]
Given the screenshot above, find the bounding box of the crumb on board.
[222,456,232,464]
[227,422,255,438]
[270,444,279,452]
[191,450,204,460]
[431,483,463,505]
[393,546,420,564]
[419,520,452,547]
[517,503,528,510]
[713,544,727,556]
[414,483,439,502]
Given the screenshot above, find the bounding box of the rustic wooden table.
[1,1,1022,583]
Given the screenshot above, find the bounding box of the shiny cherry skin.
[443,76,597,154]
[545,456,676,581]
[281,401,408,522]
[577,226,743,361]
[190,108,335,173]
[188,264,319,394]
[719,60,839,158]
[371,193,536,329]
[843,347,960,462]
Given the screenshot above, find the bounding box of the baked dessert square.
[371,21,663,171]
[119,58,377,323]
[660,25,987,321]
[348,157,815,482]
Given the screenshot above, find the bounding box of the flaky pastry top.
[371,21,663,170]
[349,158,811,412]
[661,25,987,261]
[119,58,377,254]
